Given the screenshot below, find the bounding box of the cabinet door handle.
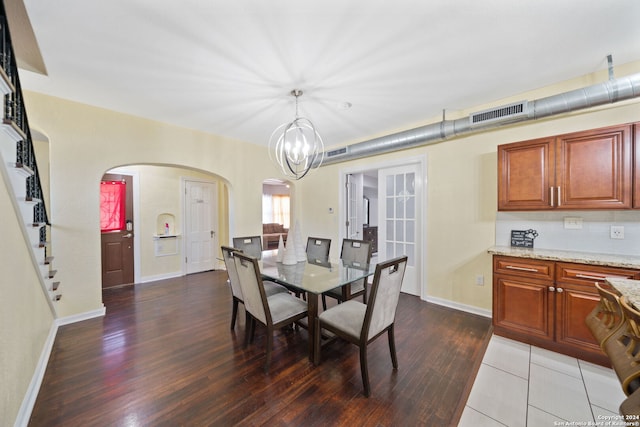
[505,265,538,273]
[556,287,564,293]
[550,187,554,207]
[557,187,561,207]
[548,286,556,292]
[575,274,604,281]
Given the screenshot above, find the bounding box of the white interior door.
[185,180,218,274]
[345,173,364,239]
[378,164,421,296]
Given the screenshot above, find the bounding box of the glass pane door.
[379,164,420,296]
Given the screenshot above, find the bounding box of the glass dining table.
[259,251,375,361]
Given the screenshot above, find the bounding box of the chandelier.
[269,89,324,180]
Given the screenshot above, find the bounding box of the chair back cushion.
[364,256,408,340]
[233,252,269,324]
[306,237,331,261]
[221,246,243,300]
[233,236,263,259]
[341,239,372,265]
[341,239,372,292]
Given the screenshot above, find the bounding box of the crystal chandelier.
[269,89,324,180]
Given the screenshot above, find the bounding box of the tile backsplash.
[495,211,640,255]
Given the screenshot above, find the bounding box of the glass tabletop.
[260,252,375,295]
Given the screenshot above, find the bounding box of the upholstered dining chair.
[305,237,331,261]
[221,246,288,330]
[233,251,308,373]
[314,255,408,397]
[322,238,372,310]
[233,236,264,259]
[586,282,625,349]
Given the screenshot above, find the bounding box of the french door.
[378,164,421,296]
[185,180,218,274]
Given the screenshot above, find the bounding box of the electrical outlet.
[475,275,484,286]
[610,225,625,239]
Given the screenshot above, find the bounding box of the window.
[262,194,290,228]
[100,180,126,232]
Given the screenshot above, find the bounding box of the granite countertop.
[488,246,640,269]
[606,278,640,309]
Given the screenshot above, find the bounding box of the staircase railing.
[0,3,50,249]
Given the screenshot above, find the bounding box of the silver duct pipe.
[320,72,640,166]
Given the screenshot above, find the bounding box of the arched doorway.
[101,164,230,288]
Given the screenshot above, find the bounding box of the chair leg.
[388,324,398,369]
[243,312,252,348]
[230,298,239,330]
[249,317,256,344]
[360,345,371,397]
[264,328,273,373]
[322,294,327,311]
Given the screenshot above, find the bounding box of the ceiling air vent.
[470,101,529,127]
[327,147,348,157]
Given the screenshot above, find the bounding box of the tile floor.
[459,335,628,426]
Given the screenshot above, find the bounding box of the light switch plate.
[564,217,583,229]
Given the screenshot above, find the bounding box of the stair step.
[14,162,34,178]
[53,294,62,302]
[47,269,57,279]
[0,66,15,95]
[44,256,54,265]
[1,118,27,142]
[52,281,60,291]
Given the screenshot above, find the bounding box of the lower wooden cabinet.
[493,255,640,366]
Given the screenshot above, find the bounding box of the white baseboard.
[57,305,106,326]
[425,296,492,318]
[14,306,106,427]
[13,321,58,427]
[139,271,184,283]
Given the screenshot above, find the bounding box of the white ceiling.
[17,0,640,149]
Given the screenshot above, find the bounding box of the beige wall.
[0,168,53,423]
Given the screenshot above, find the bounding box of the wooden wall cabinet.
[493,256,555,341]
[493,255,640,366]
[498,124,633,211]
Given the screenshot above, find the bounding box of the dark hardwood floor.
[29,270,492,426]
